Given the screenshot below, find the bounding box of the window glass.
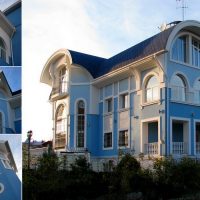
[120,93,128,109]
[105,98,112,113]
[56,105,66,134]
[171,75,186,102]
[77,100,85,148]
[172,35,188,63]
[119,130,128,147]
[104,132,112,148]
[59,68,68,93]
[192,38,200,67]
[145,76,159,102]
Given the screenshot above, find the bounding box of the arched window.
[194,79,200,104]
[171,74,186,102]
[0,113,2,133]
[145,76,159,102]
[172,35,188,63]
[59,68,68,93]
[0,38,6,61]
[56,105,66,134]
[55,105,66,149]
[76,100,85,148]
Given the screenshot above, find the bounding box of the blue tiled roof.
[69,50,106,78]
[69,27,175,78]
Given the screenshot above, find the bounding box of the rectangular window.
[120,93,128,109]
[105,98,112,113]
[192,38,200,68]
[104,132,112,148]
[172,36,188,63]
[119,130,128,147]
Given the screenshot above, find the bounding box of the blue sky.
[0,135,22,180]
[23,0,200,142]
[0,67,21,92]
[0,0,17,11]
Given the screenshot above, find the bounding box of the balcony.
[144,142,158,155]
[172,142,188,155]
[171,86,200,105]
[50,81,69,100]
[55,133,66,149]
[196,142,200,155]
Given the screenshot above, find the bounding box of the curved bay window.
[171,74,186,102]
[76,100,85,148]
[55,105,66,149]
[145,76,159,102]
[0,38,6,61]
[59,68,68,94]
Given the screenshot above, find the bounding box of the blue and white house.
[0,71,21,134]
[41,20,200,169]
[0,140,21,200]
[0,0,21,66]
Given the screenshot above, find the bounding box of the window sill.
[103,147,113,150]
[141,100,160,107]
[118,108,130,112]
[103,112,113,116]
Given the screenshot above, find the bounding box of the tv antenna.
[176,0,188,21]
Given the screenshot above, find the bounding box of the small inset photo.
[0,134,21,200]
[0,0,21,66]
[0,67,21,134]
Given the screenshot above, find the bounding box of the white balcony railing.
[171,86,200,104]
[145,86,159,102]
[196,142,200,155]
[50,81,69,99]
[144,142,158,155]
[172,142,187,155]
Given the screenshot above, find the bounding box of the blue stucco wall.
[0,161,21,200]
[5,4,21,66]
[14,120,21,133]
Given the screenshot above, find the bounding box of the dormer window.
[0,38,6,62]
[59,68,68,93]
[172,35,188,63]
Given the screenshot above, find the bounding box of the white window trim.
[103,132,113,150]
[74,98,87,149]
[140,117,161,154]
[117,129,130,149]
[141,72,161,107]
[170,31,200,69]
[170,117,191,155]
